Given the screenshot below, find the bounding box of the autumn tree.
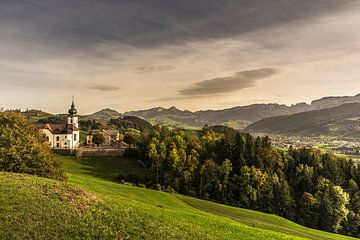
[0,111,66,180]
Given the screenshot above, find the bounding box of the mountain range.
[83,93,360,137]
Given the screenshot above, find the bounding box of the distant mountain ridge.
[80,93,360,130]
[311,94,360,110]
[245,103,360,137]
[33,93,359,131]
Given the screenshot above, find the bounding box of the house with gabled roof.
[86,129,120,147]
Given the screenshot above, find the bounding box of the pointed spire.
[68,96,77,115]
[71,95,75,109]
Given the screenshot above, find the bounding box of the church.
[38,99,80,150]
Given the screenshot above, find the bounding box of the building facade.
[86,129,120,147]
[38,100,80,150]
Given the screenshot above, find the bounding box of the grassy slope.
[179,196,353,240]
[0,158,300,240]
[0,155,355,240]
[59,156,354,240]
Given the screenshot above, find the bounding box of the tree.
[0,111,66,181]
[297,192,319,228]
[218,159,233,198]
[147,141,160,183]
[123,132,141,146]
[316,178,349,232]
[92,133,105,146]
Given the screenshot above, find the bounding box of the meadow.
[0,155,356,240]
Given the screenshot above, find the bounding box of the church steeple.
[68,96,78,116]
[67,96,79,129]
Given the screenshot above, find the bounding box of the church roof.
[37,123,79,134]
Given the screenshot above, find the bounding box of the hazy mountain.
[123,94,360,130]
[123,103,311,129]
[311,94,360,110]
[245,103,360,137]
[86,108,122,121]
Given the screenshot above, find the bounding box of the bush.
[0,112,66,181]
[151,183,162,191]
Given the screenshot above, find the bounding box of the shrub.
[151,183,162,191]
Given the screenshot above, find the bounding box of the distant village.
[270,135,360,160]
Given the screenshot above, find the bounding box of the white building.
[38,100,80,150]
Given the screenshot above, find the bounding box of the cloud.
[179,68,279,96]
[0,0,352,62]
[87,84,120,92]
[133,65,175,73]
[150,94,215,102]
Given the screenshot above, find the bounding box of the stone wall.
[52,147,126,157]
[75,147,126,157]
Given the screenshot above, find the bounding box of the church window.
[56,136,60,141]
[74,134,77,141]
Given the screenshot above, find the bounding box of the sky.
[1,0,360,114]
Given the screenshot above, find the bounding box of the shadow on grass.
[75,156,148,182]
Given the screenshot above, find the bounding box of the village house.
[38,99,80,150]
[86,129,120,147]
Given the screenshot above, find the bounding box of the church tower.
[68,97,79,129]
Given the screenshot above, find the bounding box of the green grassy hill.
[0,155,356,240]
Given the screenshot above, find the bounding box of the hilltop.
[86,108,122,121]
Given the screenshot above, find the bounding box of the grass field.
[0,155,356,240]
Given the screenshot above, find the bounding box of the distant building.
[86,129,120,147]
[38,99,80,150]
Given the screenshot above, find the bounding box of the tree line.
[133,126,360,237]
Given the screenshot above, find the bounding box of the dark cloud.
[133,65,175,73]
[88,84,120,92]
[179,68,278,96]
[0,0,354,61]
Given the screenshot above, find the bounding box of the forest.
[130,126,360,237]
